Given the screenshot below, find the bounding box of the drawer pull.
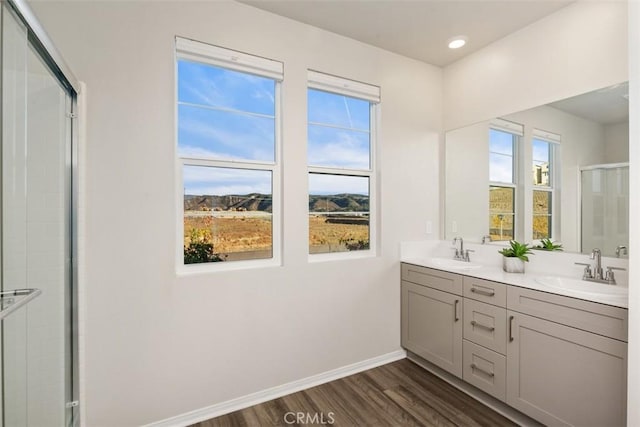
[470,287,495,297]
[454,299,460,322]
[470,320,495,332]
[471,363,495,377]
[509,315,515,342]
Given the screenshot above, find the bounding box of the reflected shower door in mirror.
[445,82,629,257]
[581,164,629,256]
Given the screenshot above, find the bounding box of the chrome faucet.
[481,235,492,244]
[615,245,628,258]
[591,248,603,280]
[452,237,474,262]
[452,237,464,260]
[575,247,626,285]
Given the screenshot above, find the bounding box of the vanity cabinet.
[401,264,463,377]
[401,262,628,427]
[462,277,508,401]
[506,286,628,426]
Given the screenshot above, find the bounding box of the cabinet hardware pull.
[471,363,495,377]
[470,287,495,297]
[509,315,515,342]
[470,320,495,331]
[454,300,460,322]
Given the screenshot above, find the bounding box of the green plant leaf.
[497,240,534,261]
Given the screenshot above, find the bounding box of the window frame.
[306,71,380,261]
[531,130,560,242]
[175,37,283,273]
[488,122,521,242]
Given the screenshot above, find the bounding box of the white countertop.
[401,256,628,309]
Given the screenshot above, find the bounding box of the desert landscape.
[184,193,370,262]
[490,186,551,241]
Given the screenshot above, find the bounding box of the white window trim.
[175,38,283,274]
[307,73,380,261]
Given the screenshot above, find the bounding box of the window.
[489,120,522,241]
[531,129,559,240]
[307,71,379,255]
[176,38,282,267]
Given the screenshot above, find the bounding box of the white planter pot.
[503,257,525,273]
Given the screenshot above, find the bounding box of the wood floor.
[191,359,517,427]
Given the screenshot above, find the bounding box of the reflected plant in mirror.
[445,82,629,257]
[534,238,563,251]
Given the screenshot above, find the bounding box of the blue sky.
[308,89,370,170]
[179,60,372,197]
[178,60,275,163]
[489,129,515,183]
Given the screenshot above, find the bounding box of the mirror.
[445,82,629,257]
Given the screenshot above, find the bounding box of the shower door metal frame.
[1,0,80,424]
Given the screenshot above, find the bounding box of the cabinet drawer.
[463,277,507,307]
[507,286,628,342]
[463,299,507,354]
[401,263,463,295]
[463,340,506,402]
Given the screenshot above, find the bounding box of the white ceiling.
[548,82,630,125]
[238,0,573,67]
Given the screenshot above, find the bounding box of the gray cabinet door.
[506,311,627,427]
[401,281,463,378]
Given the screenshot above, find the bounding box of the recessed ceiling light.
[448,36,468,49]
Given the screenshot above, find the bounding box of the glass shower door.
[580,165,630,256]
[1,3,75,426]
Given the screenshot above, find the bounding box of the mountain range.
[184,193,369,212]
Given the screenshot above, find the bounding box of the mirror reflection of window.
[531,133,558,240]
[532,139,551,186]
[489,125,520,241]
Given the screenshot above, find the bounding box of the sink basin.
[429,257,483,270]
[534,276,628,297]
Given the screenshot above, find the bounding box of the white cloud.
[183,165,271,196]
[308,130,370,169]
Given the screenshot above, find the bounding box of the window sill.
[176,257,281,276]
[308,249,376,263]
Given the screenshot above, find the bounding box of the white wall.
[30,1,442,425]
[444,1,628,131]
[445,121,490,242]
[604,121,630,164]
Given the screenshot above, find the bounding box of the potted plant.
[498,240,533,273]
[534,238,563,251]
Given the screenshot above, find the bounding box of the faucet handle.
[575,262,593,279]
[464,249,475,262]
[605,266,625,284]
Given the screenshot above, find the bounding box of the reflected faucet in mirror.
[616,245,628,258]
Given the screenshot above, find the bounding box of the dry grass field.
[489,187,551,240]
[309,215,369,252]
[184,213,369,256]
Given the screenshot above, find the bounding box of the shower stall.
[0,1,79,425]
[581,163,629,257]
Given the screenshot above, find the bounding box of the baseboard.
[146,349,407,427]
